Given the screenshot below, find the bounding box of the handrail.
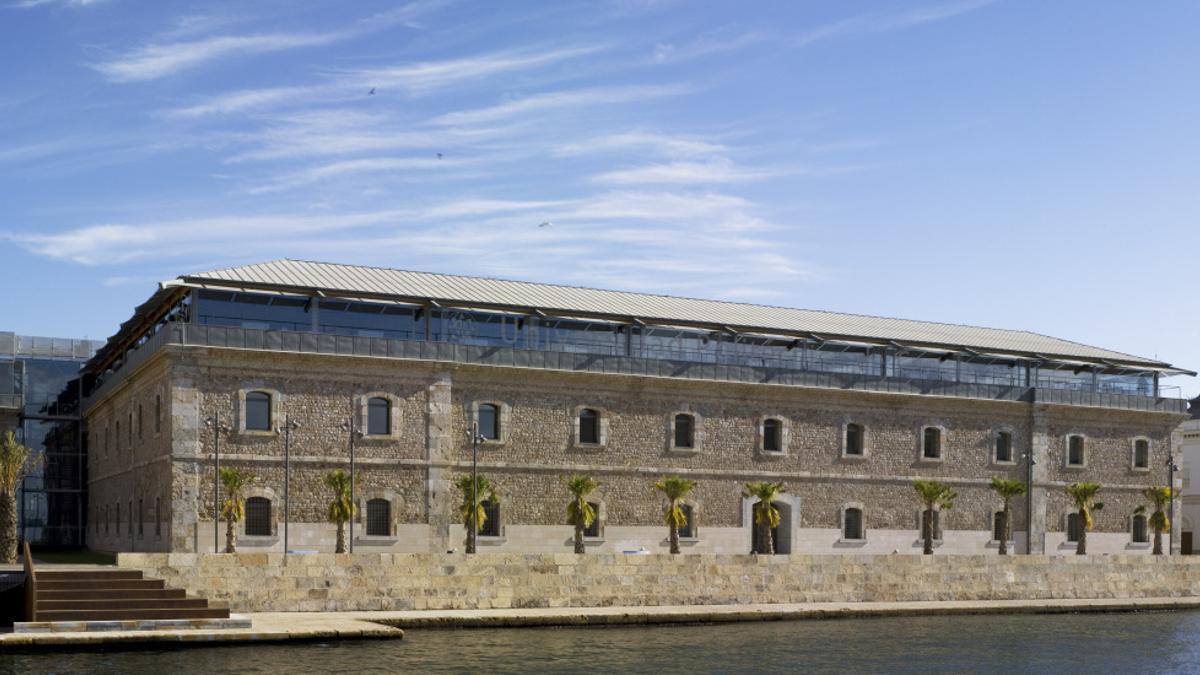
[22,540,36,622]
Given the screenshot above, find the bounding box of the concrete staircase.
[31,569,231,622]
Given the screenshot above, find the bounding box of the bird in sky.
[538,221,553,228]
[436,153,443,159]
[368,87,376,95]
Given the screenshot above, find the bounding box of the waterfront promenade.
[6,597,1200,649]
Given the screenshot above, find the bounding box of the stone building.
[1177,397,1200,553]
[81,260,1193,555]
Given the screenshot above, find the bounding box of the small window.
[1134,439,1149,469]
[762,419,782,453]
[478,404,500,441]
[155,395,162,434]
[674,414,695,449]
[245,497,272,536]
[678,504,695,538]
[366,498,390,536]
[993,512,1006,542]
[367,397,391,436]
[1066,513,1081,542]
[245,391,273,431]
[1067,435,1085,466]
[844,508,863,540]
[480,499,501,537]
[1133,514,1148,544]
[923,427,942,459]
[845,423,864,456]
[995,431,1013,463]
[921,510,941,540]
[583,501,601,538]
[579,409,600,445]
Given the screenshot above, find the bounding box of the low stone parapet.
[116,552,1200,613]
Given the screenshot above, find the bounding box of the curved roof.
[173,259,1184,372]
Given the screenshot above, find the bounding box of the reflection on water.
[8,611,1200,674]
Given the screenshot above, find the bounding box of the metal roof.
[166,259,1185,372]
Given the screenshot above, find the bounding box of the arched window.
[678,504,696,538]
[1133,439,1149,469]
[579,409,600,445]
[1133,514,1149,544]
[993,512,1006,542]
[762,419,782,453]
[366,498,391,536]
[1066,513,1082,543]
[245,391,273,431]
[922,427,941,459]
[583,501,601,538]
[480,498,501,537]
[478,404,500,441]
[245,497,272,536]
[367,397,391,436]
[1067,435,1085,466]
[995,431,1013,463]
[674,414,695,449]
[844,508,863,540]
[845,423,864,456]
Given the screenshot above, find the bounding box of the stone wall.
[117,552,1200,613]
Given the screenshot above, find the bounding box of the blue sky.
[1,0,1197,395]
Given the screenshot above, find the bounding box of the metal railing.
[0,393,18,409]
[86,323,1190,414]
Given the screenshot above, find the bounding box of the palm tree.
[0,431,40,564]
[1139,486,1171,555]
[456,474,497,554]
[1065,482,1104,555]
[744,481,785,554]
[218,467,254,553]
[654,476,696,554]
[913,480,957,555]
[989,477,1026,556]
[324,469,356,554]
[563,474,599,554]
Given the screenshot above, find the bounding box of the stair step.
[37,570,143,581]
[37,588,186,601]
[34,607,231,622]
[37,598,213,611]
[38,579,165,591]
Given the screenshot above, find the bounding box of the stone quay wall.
[117,552,1200,613]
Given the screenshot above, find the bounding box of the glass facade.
[0,332,102,547]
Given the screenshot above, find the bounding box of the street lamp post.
[204,414,228,554]
[1167,454,1180,555]
[1022,451,1037,555]
[466,422,484,554]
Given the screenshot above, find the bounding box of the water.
[5,611,1200,674]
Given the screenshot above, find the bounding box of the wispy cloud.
[592,158,775,185]
[553,131,726,157]
[11,0,102,8]
[651,28,762,64]
[248,156,471,193]
[431,84,689,126]
[350,45,606,96]
[796,0,997,46]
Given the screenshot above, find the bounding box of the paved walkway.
[5,596,1200,648]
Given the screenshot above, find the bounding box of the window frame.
[919,425,945,462]
[841,421,867,459]
[668,410,702,453]
[582,500,604,539]
[841,504,866,542]
[1131,513,1149,545]
[758,416,787,456]
[471,400,509,445]
[244,496,274,537]
[366,396,391,436]
[1131,437,1151,472]
[238,388,281,436]
[676,502,699,540]
[993,429,1015,465]
[479,497,503,538]
[1066,512,1082,543]
[365,498,392,537]
[1065,434,1087,469]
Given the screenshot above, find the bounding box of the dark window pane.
[996,432,1012,462]
[1133,515,1147,543]
[245,392,272,431]
[844,508,862,540]
[993,512,1006,541]
[367,397,390,435]
[763,419,781,452]
[366,498,390,536]
[923,427,941,458]
[579,409,599,444]
[480,499,501,537]
[478,404,499,440]
[245,497,272,536]
[1068,436,1085,465]
[678,504,694,538]
[1134,440,1149,468]
[583,502,601,538]
[674,414,694,448]
[846,424,863,455]
[1067,513,1080,542]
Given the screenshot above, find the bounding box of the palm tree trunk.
[336,520,346,554]
[225,516,236,553]
[669,524,680,554]
[999,501,1010,556]
[1076,509,1087,555]
[1153,528,1163,555]
[0,492,17,564]
[758,518,773,555]
[574,523,585,554]
[923,506,934,555]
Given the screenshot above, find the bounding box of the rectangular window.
[674,414,694,449]
[923,427,941,459]
[845,424,863,456]
[477,404,500,441]
[583,502,601,538]
[480,499,501,537]
[993,512,1006,541]
[1133,516,1148,544]
[367,397,391,436]
[1068,436,1085,466]
[763,419,781,452]
[1134,439,1149,469]
[366,499,391,537]
[1067,513,1081,542]
[995,431,1012,462]
[245,497,272,536]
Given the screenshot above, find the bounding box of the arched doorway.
[743,495,798,554]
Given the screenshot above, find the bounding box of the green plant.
[456,474,497,554]
[913,480,957,555]
[654,476,697,554]
[1140,486,1172,555]
[988,477,1026,556]
[1065,482,1104,555]
[218,467,255,553]
[563,474,599,554]
[744,482,785,555]
[324,469,356,554]
[0,431,40,564]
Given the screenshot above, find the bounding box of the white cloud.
[553,131,726,157]
[248,156,471,194]
[11,0,101,7]
[350,45,605,96]
[167,85,328,118]
[431,84,689,126]
[592,158,775,185]
[650,29,762,64]
[796,0,997,47]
